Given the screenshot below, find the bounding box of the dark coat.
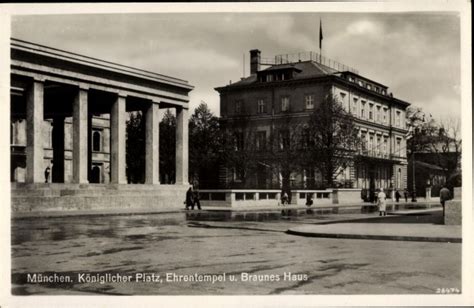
[440,188,451,202]
[186,189,194,207]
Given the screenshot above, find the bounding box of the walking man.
[395,190,401,203]
[439,185,451,221]
[185,187,194,210]
[192,189,202,210]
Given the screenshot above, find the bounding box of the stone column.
[26,79,44,183]
[110,94,127,184]
[175,107,189,185]
[145,101,160,184]
[52,116,65,183]
[73,87,89,184]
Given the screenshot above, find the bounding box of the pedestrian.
[377,188,387,216]
[192,189,201,210]
[185,187,194,210]
[44,166,50,183]
[439,185,451,220]
[404,189,409,202]
[395,190,401,203]
[305,193,313,207]
[281,192,289,205]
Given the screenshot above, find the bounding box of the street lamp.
[411,151,417,202]
[406,108,426,203]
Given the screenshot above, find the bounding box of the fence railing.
[260,51,358,74]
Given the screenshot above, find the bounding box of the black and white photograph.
[0,2,472,307]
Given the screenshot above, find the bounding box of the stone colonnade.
[25,78,188,185]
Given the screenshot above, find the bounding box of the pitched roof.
[224,60,338,88]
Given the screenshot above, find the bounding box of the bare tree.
[264,114,306,193]
[220,112,260,188]
[429,117,462,188]
[306,93,360,188]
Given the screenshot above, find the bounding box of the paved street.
[11,212,461,295]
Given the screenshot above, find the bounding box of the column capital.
[117,91,127,98]
[78,83,90,91]
[32,76,46,83]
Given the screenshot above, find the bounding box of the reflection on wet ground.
[11,211,461,295]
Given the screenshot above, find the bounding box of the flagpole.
[319,18,323,64]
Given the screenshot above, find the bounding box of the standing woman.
[377,188,387,216]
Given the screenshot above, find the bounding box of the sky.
[11,12,461,121]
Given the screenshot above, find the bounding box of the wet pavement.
[11,211,461,295]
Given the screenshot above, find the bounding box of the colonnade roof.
[11,38,194,97]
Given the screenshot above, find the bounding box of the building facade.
[216,50,409,199]
[11,115,111,183]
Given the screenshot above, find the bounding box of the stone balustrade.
[198,188,363,208]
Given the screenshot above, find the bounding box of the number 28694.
[436,288,461,294]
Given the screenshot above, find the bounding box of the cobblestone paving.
[11,212,461,295]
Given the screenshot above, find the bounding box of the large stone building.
[10,38,193,211]
[216,50,409,199]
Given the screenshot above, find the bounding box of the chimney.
[250,49,261,74]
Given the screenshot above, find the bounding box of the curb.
[286,229,462,243]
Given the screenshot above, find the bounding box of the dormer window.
[266,74,273,82]
[281,96,290,112]
[305,95,314,110]
[367,84,372,90]
[358,80,363,87]
[235,100,242,114]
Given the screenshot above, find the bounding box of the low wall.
[11,184,191,213]
[199,190,281,208]
[291,190,333,206]
[199,188,363,207]
[445,187,462,225]
[332,188,362,204]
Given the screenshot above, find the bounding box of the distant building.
[408,137,461,198]
[215,50,410,200]
[11,114,111,183]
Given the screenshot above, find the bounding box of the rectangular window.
[395,111,401,127]
[361,132,367,153]
[256,131,266,151]
[257,99,266,114]
[266,74,273,82]
[279,130,289,150]
[383,108,388,124]
[360,101,366,119]
[234,132,244,151]
[396,138,402,156]
[369,103,374,120]
[368,134,374,155]
[376,135,381,156]
[235,100,242,114]
[376,106,381,122]
[352,98,358,115]
[383,137,388,156]
[305,95,314,110]
[281,96,290,112]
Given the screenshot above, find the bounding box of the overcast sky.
[11,12,461,121]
